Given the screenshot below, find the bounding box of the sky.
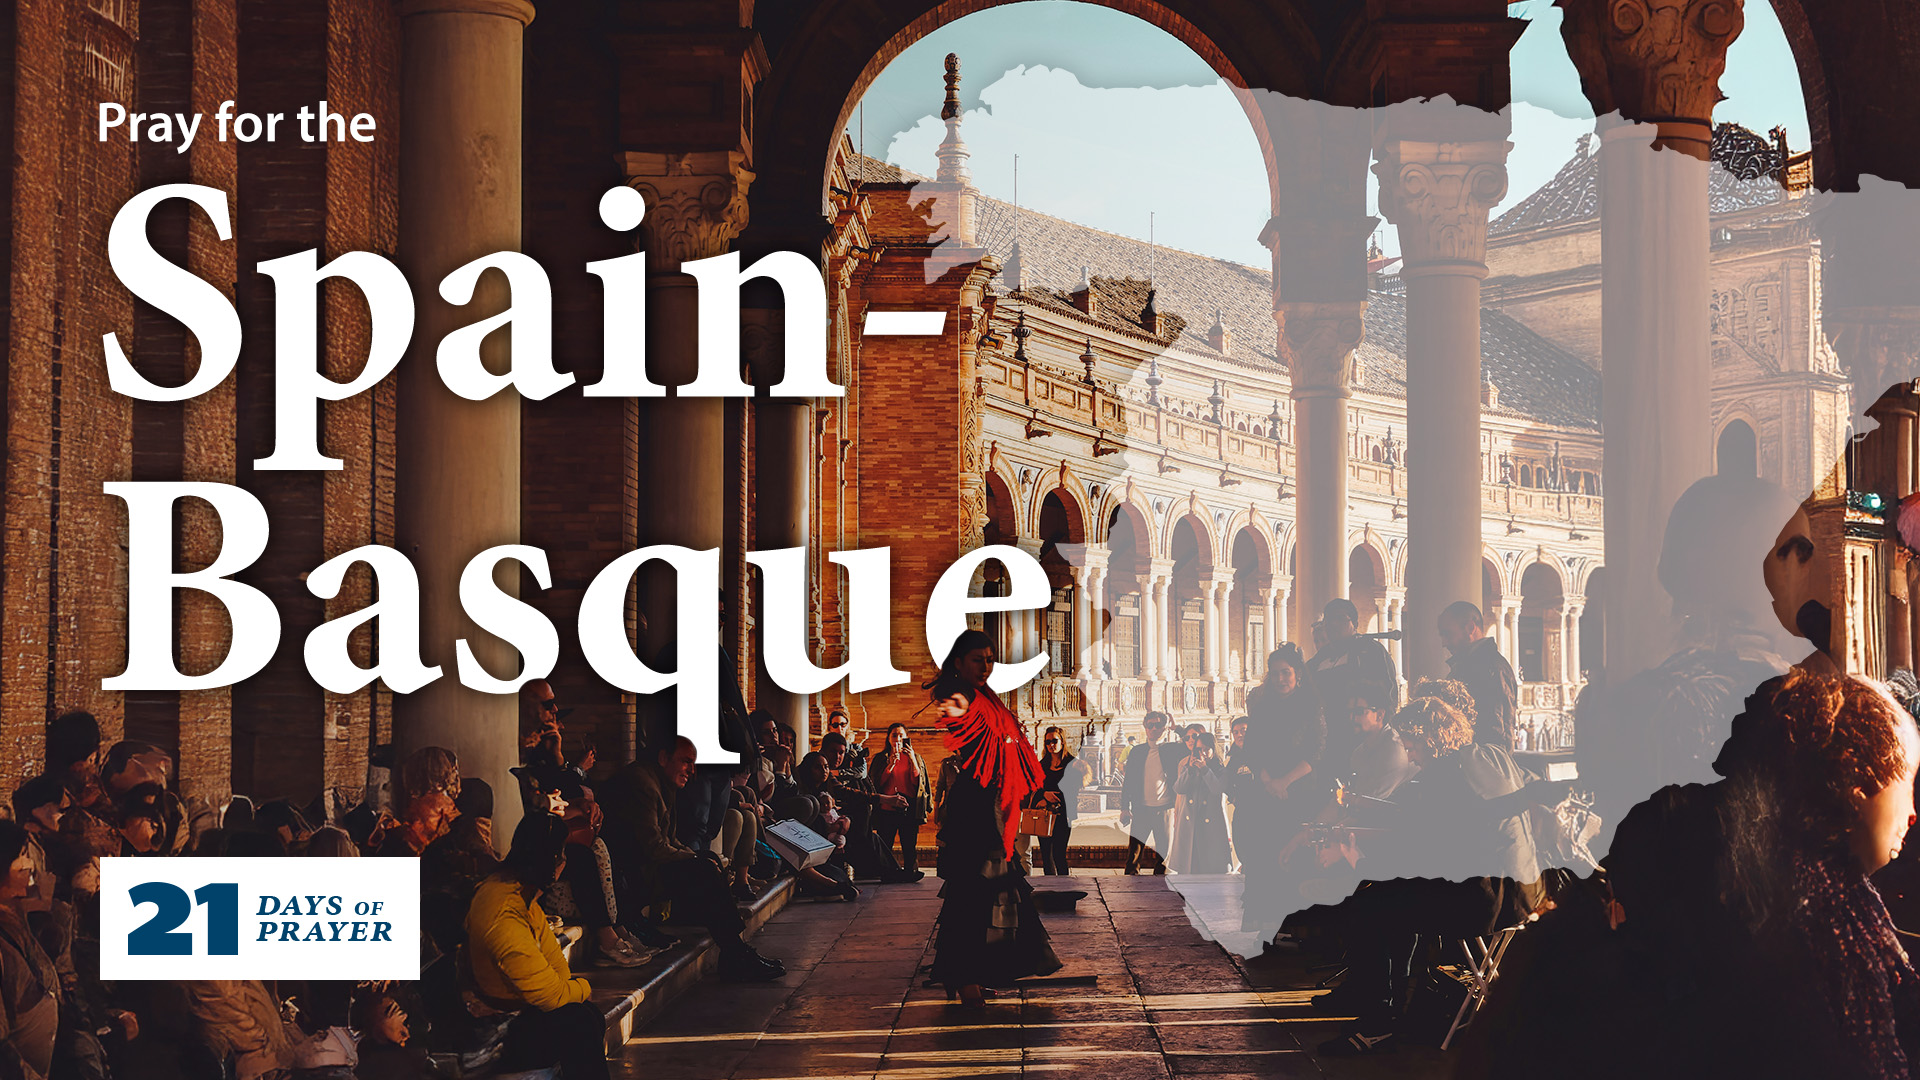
[852,0,1809,269]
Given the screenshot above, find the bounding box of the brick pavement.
[615,873,1458,1080]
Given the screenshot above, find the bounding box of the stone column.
[1085,549,1109,681]
[1560,0,1742,680]
[1146,560,1175,683]
[1197,578,1219,680]
[1566,602,1585,684]
[751,318,811,750]
[1555,606,1570,684]
[395,0,534,834]
[1071,565,1094,681]
[1280,305,1366,644]
[1270,575,1290,650]
[1216,574,1237,681]
[1376,125,1509,680]
[1386,589,1407,673]
[626,151,754,750]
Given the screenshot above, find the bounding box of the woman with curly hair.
[1294,693,1552,1056]
[1470,669,1920,1078]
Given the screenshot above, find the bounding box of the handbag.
[1017,806,1057,837]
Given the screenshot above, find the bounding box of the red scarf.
[937,687,1042,859]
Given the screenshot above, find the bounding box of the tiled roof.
[1491,131,1792,237]
[849,155,1599,427]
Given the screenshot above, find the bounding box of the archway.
[1349,544,1385,635]
[1105,503,1151,678]
[1716,418,1758,479]
[1518,561,1566,684]
[1036,490,1083,675]
[1169,515,1213,681]
[1230,526,1273,681]
[1580,565,1607,680]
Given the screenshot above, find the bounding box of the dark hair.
[1322,598,1360,628]
[1264,643,1309,687]
[503,813,570,889]
[1439,601,1486,633]
[46,711,101,772]
[887,722,908,738]
[1143,710,1170,727]
[305,826,359,858]
[103,741,163,784]
[1192,730,1216,754]
[0,822,28,873]
[455,778,494,821]
[10,774,67,823]
[927,628,995,703]
[1230,715,1250,730]
[256,799,310,838]
[820,732,848,756]
[226,830,286,858]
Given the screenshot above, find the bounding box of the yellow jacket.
[465,874,590,1012]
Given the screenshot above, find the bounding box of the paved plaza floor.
[615,873,1459,1080]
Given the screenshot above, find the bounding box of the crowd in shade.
[0,669,955,1080]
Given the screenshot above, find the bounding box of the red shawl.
[937,687,1043,860]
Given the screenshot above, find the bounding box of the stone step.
[584,876,796,1056]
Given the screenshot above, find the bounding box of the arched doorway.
[1104,503,1151,679]
[1349,544,1385,635]
[1518,561,1566,685]
[1036,489,1087,675]
[1580,566,1607,680]
[1717,418,1758,479]
[1230,526,1272,681]
[1169,515,1213,682]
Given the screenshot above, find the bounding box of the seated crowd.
[0,680,935,1080]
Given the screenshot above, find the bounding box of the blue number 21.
[128,882,239,956]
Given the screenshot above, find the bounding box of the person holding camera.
[869,724,930,877]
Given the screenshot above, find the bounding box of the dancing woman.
[928,629,1063,1006]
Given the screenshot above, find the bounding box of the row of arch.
[984,459,1605,599]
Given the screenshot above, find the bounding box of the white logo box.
[101,857,420,980]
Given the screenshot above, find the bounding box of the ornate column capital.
[1558,0,1743,158]
[1373,139,1509,275]
[1277,301,1366,399]
[620,150,755,268]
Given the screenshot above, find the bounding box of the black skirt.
[931,774,1062,988]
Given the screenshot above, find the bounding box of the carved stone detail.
[621,150,754,267]
[1279,302,1367,397]
[1559,0,1743,141]
[1826,309,1920,405]
[1373,140,1509,272]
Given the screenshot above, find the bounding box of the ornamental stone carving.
[1279,301,1366,397]
[621,150,754,267]
[1373,140,1510,273]
[1559,0,1743,140]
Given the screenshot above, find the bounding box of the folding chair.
[1438,923,1523,1050]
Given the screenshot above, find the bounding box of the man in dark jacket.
[598,738,782,982]
[1120,712,1184,874]
[1311,599,1400,769]
[1439,601,1519,751]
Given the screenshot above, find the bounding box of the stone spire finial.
[936,53,970,184]
[1207,310,1232,356]
[1005,239,1024,291]
[1073,265,1097,317]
